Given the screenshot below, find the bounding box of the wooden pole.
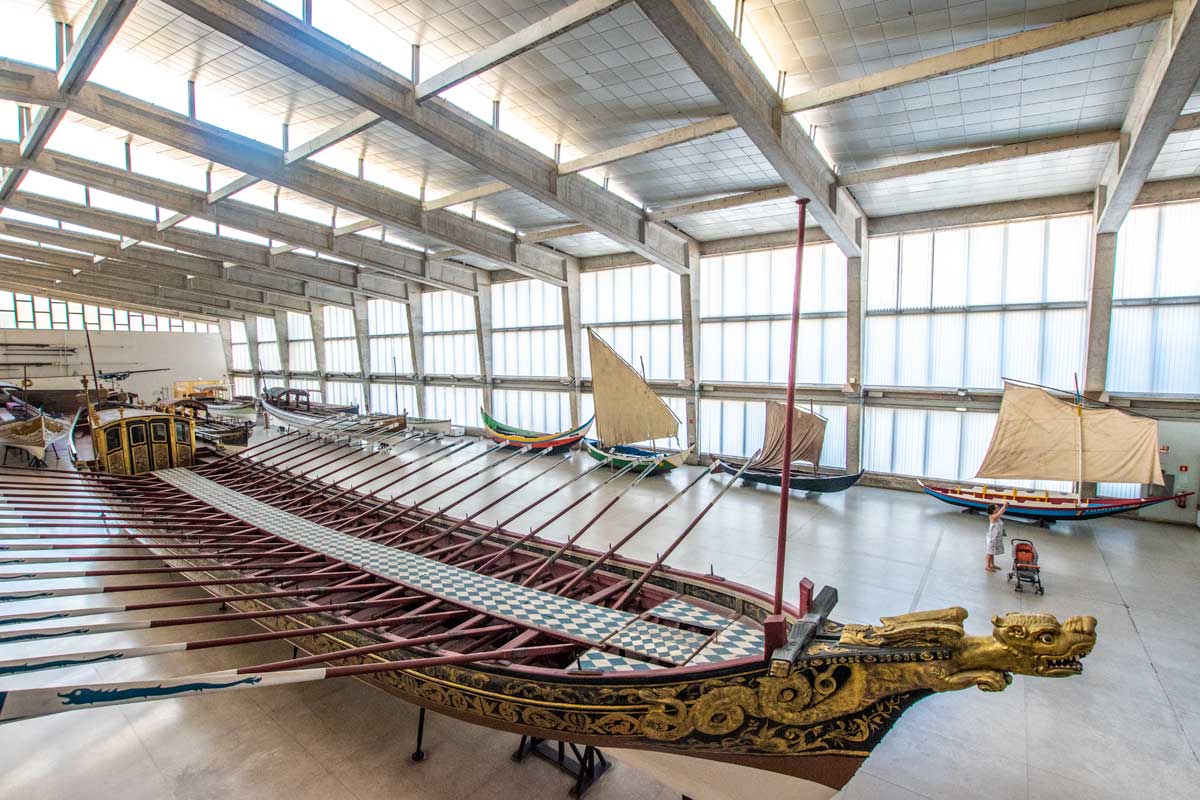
[767,199,810,651]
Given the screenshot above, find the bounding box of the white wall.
[1137,418,1200,525]
[0,329,226,405]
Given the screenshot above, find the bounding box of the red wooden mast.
[765,198,810,653]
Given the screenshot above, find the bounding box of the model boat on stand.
[0,204,1100,800]
[717,401,864,493]
[582,329,692,473]
[0,382,70,465]
[481,408,593,451]
[921,380,1193,522]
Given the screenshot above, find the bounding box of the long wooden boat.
[262,386,358,416]
[165,398,254,446]
[481,408,593,451]
[723,463,865,493]
[0,452,1098,798]
[718,401,863,494]
[923,381,1191,523]
[0,208,1099,799]
[919,482,1188,521]
[0,382,70,463]
[583,329,691,473]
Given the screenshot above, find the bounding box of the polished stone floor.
[0,427,1197,799]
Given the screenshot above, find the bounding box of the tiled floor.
[0,426,1198,799]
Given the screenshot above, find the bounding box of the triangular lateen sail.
[587,329,679,446]
[751,401,826,470]
[975,382,1164,485]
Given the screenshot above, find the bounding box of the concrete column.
[844,252,864,474]
[1083,230,1117,399]
[217,319,235,383]
[560,261,583,426]
[407,286,427,416]
[473,272,494,413]
[244,315,262,395]
[273,309,290,381]
[351,297,372,411]
[679,240,702,463]
[310,304,328,398]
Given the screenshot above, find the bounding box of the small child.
[985,501,1008,572]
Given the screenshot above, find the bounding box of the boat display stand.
[512,735,611,797]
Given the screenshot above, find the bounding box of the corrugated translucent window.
[492,280,566,378]
[492,389,572,433]
[699,399,846,469]
[323,306,360,373]
[426,385,482,427]
[369,382,418,415]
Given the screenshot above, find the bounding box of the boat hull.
[481,410,593,452]
[126,543,926,793]
[919,482,1191,521]
[584,440,692,473]
[719,462,864,493]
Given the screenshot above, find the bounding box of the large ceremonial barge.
[0,203,1097,798]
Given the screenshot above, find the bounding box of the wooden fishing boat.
[583,329,692,473]
[717,402,863,493]
[0,205,1099,800]
[0,382,70,464]
[922,381,1192,524]
[262,386,358,417]
[481,408,593,451]
[164,398,254,447]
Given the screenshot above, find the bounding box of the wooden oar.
[459,458,637,572]
[347,445,537,541]
[0,644,573,724]
[423,458,610,561]
[0,582,394,626]
[0,595,425,644]
[611,454,759,610]
[0,571,364,604]
[0,614,511,677]
[403,452,576,553]
[543,462,718,595]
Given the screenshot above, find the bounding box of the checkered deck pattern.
[647,597,732,630]
[572,649,658,672]
[155,469,747,666]
[690,620,765,665]
[607,619,711,664]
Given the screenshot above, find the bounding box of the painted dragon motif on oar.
[56,676,264,707]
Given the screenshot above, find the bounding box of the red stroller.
[1008,538,1043,594]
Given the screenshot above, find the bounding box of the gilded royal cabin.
[89,406,196,475]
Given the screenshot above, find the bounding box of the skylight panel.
[218,227,270,246]
[88,188,158,221]
[0,10,55,69]
[196,89,286,149]
[264,0,305,18]
[61,222,120,240]
[129,145,210,191]
[178,217,218,236]
[20,173,87,205]
[48,116,129,170]
[1,208,60,227]
[0,101,21,141]
[275,193,335,225]
[311,0,412,78]
[89,49,190,116]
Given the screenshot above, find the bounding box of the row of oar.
[0,425,754,722]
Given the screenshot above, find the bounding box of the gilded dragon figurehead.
[838,606,1097,693]
[985,612,1097,677]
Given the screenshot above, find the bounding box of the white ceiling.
[0,0,1195,266]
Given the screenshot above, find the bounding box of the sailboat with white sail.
[583,329,692,473]
[921,380,1192,522]
[717,401,863,492]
